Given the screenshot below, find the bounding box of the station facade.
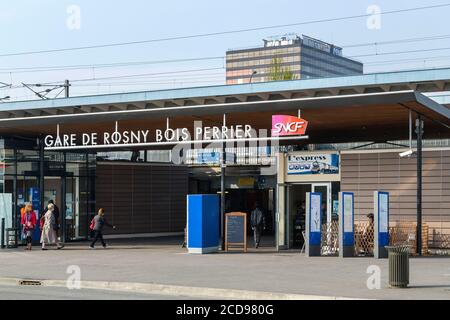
[0,68,449,252]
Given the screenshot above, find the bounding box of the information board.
[343,193,354,233]
[339,191,355,257]
[306,192,322,256]
[225,212,247,252]
[379,193,389,233]
[374,191,390,259]
[310,194,321,233]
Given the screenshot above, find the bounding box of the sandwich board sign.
[225,212,247,252]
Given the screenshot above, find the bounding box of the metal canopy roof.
[0,90,448,146]
[0,68,450,120]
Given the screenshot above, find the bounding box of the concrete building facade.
[226,34,363,84]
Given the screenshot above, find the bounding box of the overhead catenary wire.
[0,73,226,91]
[2,3,450,99]
[0,67,227,90]
[3,55,450,92]
[363,55,450,66]
[70,75,226,87]
[350,46,450,58]
[0,3,449,58]
[43,67,226,84]
[2,41,450,77]
[3,47,450,92]
[342,34,450,48]
[0,56,225,74]
[19,46,450,86]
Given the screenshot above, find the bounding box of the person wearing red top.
[21,202,37,251]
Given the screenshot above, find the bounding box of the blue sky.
[1,0,449,100]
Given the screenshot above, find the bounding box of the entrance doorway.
[286,182,340,249]
[226,188,275,235]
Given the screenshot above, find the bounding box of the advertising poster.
[0,193,12,229]
[310,193,321,232]
[343,193,353,233]
[333,200,339,216]
[379,193,388,233]
[287,153,339,175]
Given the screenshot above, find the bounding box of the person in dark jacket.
[250,202,265,249]
[89,208,116,249]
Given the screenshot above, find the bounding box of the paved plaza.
[0,237,449,300]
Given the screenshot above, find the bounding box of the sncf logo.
[272,115,308,137]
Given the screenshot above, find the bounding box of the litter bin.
[385,245,410,288]
[6,228,20,248]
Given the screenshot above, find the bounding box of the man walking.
[250,202,265,249]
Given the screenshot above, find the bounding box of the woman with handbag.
[89,208,116,249]
[40,203,58,250]
[21,203,37,251]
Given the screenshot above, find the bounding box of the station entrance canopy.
[0,90,448,150]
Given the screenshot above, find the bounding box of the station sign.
[43,114,310,150]
[271,115,308,137]
[44,123,257,149]
[287,153,339,175]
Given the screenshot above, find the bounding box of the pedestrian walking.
[47,200,64,249]
[40,203,57,250]
[250,202,265,249]
[21,203,37,251]
[89,208,116,249]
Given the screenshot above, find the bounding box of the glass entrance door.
[66,176,82,240]
[312,183,335,254]
[284,182,337,250]
[311,183,331,225]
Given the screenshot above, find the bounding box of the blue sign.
[30,188,41,242]
[197,152,235,164]
[198,152,220,164]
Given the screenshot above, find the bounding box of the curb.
[0,277,357,300]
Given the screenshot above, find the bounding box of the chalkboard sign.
[225,212,247,252]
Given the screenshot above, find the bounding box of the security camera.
[399,149,414,158]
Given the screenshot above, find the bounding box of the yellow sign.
[238,177,255,187]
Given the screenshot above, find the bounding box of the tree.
[268,57,297,81]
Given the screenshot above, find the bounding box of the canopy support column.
[220,113,226,250]
[415,115,424,256]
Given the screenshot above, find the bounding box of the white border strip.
[341,146,450,154]
[0,90,416,124]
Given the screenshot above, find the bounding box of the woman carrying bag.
[21,203,37,251]
[89,208,116,249]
